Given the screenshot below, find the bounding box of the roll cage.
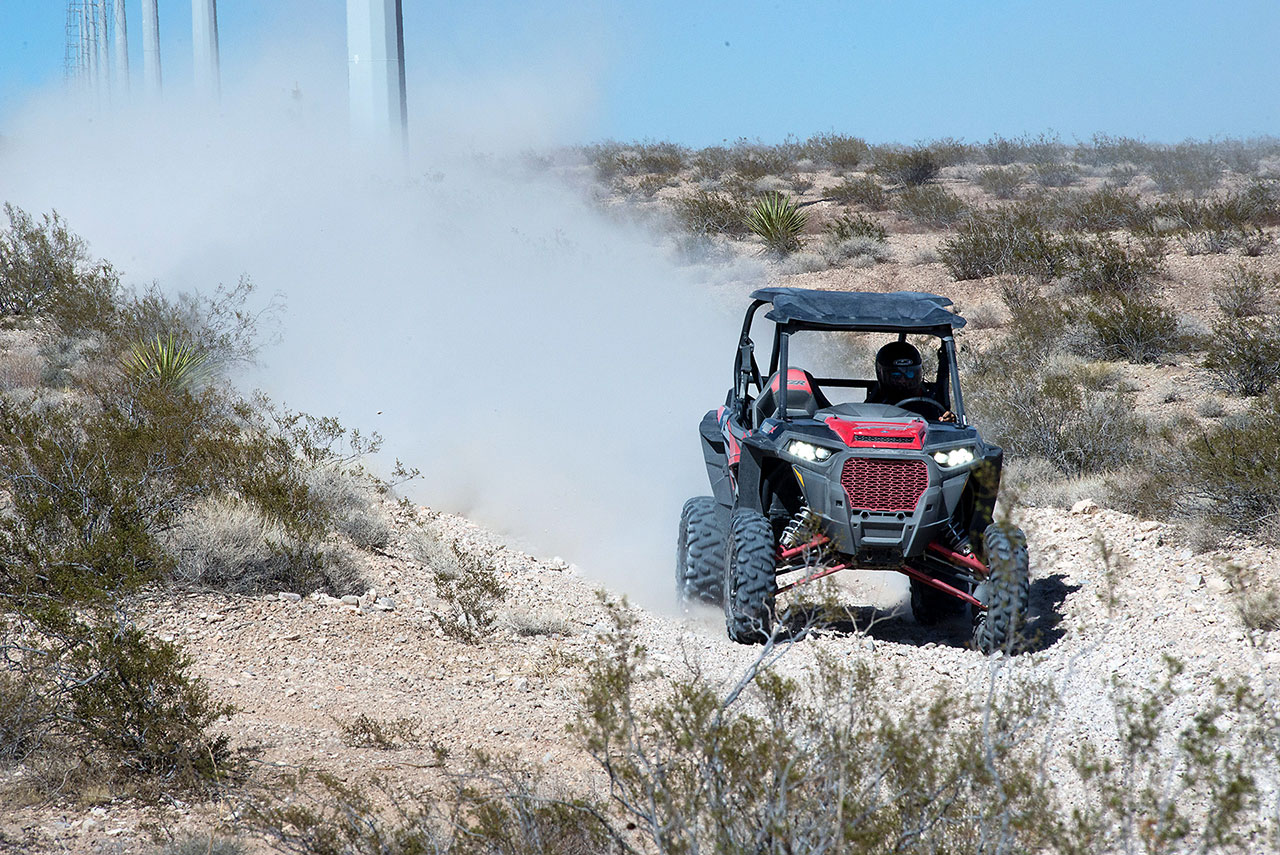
[731,288,968,428]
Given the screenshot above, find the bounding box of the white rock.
[375,596,397,611]
[341,595,360,606]
[1206,576,1232,596]
[278,592,302,602]
[1071,499,1099,515]
[1139,520,1161,533]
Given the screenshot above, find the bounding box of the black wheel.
[910,578,966,626]
[676,497,725,607]
[723,509,777,644]
[972,523,1030,654]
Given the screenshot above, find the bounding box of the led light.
[787,440,833,462]
[934,447,976,468]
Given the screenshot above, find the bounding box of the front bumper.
[792,451,972,564]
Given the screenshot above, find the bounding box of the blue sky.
[2,0,1278,146]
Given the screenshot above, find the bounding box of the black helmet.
[875,341,923,393]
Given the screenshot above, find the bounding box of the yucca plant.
[745,192,807,255]
[122,332,209,391]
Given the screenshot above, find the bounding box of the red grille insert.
[841,458,928,512]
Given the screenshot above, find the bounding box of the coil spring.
[941,516,971,554]
[780,506,818,549]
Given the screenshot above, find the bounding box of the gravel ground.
[5,497,1278,853]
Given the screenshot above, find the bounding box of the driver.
[867,341,956,421]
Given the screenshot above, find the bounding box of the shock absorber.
[780,506,819,549]
[940,515,972,555]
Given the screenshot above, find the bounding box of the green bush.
[670,189,749,237]
[1060,186,1151,232]
[744,192,808,255]
[1060,233,1163,294]
[0,204,118,337]
[892,184,968,227]
[826,176,889,210]
[1205,314,1280,395]
[939,210,1065,280]
[585,140,686,180]
[727,139,798,179]
[1082,294,1181,363]
[976,166,1026,199]
[1030,162,1080,187]
[1213,263,1273,318]
[801,132,868,169]
[874,146,941,186]
[824,212,886,243]
[967,355,1144,475]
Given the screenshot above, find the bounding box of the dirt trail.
[7,498,1277,852]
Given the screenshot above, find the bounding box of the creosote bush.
[1205,314,1280,395]
[0,206,406,801]
[826,175,889,210]
[874,146,941,186]
[892,184,968,227]
[976,165,1026,198]
[430,542,508,643]
[1082,294,1181,364]
[670,189,749,237]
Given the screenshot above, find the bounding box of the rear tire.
[973,523,1030,654]
[723,509,777,644]
[910,579,966,626]
[676,497,725,607]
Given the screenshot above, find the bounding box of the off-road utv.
[676,287,1029,653]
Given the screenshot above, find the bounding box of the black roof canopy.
[750,287,966,333]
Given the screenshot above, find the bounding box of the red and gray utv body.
[676,288,1029,652]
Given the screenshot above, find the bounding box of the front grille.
[854,434,914,444]
[841,458,928,512]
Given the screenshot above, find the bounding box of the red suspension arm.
[900,563,985,609]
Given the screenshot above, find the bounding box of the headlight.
[787,440,833,462]
[932,447,975,468]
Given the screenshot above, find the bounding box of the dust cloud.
[0,65,757,608]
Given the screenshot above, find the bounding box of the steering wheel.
[893,396,948,420]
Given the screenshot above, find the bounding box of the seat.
[755,368,832,422]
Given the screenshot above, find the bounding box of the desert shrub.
[1060,232,1162,294]
[585,140,685,180]
[1077,133,1158,167]
[1031,162,1080,187]
[574,604,1059,855]
[939,209,1065,280]
[728,139,798,179]
[976,166,1026,198]
[874,146,940,185]
[826,176,889,210]
[1145,392,1280,537]
[690,145,733,180]
[823,236,892,267]
[1180,228,1236,256]
[892,184,968,227]
[253,758,611,855]
[431,542,508,643]
[158,837,246,855]
[0,204,119,337]
[824,212,887,243]
[924,136,975,166]
[1082,294,1181,363]
[1060,186,1151,232]
[1149,145,1223,195]
[1205,315,1280,395]
[999,279,1072,358]
[1213,264,1273,318]
[337,713,424,750]
[63,622,234,781]
[801,132,868,169]
[744,192,808,255]
[1220,562,1280,631]
[967,355,1143,475]
[670,189,749,237]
